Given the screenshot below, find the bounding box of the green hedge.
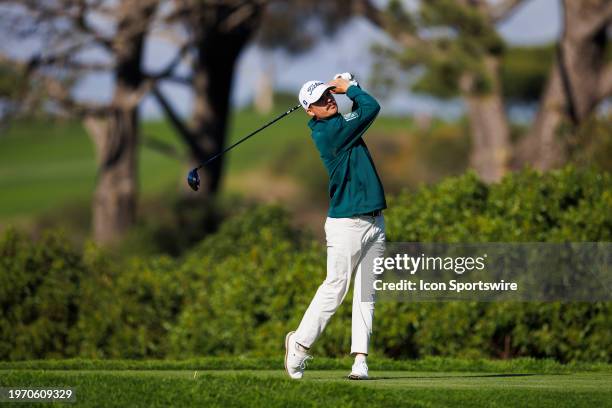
[0,230,85,359]
[0,166,610,362]
[386,166,611,242]
[378,167,612,362]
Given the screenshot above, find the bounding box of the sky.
[141,0,561,119]
[4,0,563,119]
[221,0,561,118]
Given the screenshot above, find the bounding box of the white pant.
[295,215,386,355]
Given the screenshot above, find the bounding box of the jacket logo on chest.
[343,112,359,122]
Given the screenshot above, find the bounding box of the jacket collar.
[308,113,340,130]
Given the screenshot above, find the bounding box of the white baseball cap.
[298,80,334,110]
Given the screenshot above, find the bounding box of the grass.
[1,358,611,407]
[2,357,611,373]
[0,110,412,224]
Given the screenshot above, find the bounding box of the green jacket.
[308,85,387,218]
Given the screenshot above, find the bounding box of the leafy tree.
[0,0,161,244]
[0,0,269,240]
[362,0,522,182]
[363,0,611,175]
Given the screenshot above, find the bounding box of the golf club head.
[187,168,200,191]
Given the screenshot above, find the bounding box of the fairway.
[0,112,411,223]
[2,365,611,407]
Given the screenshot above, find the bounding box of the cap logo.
[307,81,324,95]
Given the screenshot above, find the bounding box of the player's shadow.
[363,373,540,381]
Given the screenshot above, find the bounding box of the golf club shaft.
[196,104,301,170]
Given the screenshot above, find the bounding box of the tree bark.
[189,33,241,196]
[464,94,510,183]
[254,56,274,114]
[513,0,611,170]
[87,107,139,244]
[183,2,264,197]
[513,63,567,170]
[460,58,510,183]
[560,0,610,121]
[87,0,157,244]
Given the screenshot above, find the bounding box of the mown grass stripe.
[1,369,610,408]
[1,357,610,373]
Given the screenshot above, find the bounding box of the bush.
[0,229,86,359]
[374,166,612,362]
[0,167,610,362]
[386,166,611,242]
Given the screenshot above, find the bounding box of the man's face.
[307,89,338,119]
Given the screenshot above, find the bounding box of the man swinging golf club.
[285,73,386,380]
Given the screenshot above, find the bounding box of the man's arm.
[327,79,380,153]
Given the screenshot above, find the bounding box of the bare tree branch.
[142,134,186,160]
[164,75,193,86]
[220,0,268,32]
[66,61,114,72]
[585,2,612,37]
[15,0,113,48]
[29,51,112,73]
[72,0,114,48]
[151,85,204,157]
[149,27,188,46]
[145,41,193,81]
[564,0,612,40]
[42,76,110,117]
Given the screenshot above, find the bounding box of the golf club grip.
[198,104,301,169]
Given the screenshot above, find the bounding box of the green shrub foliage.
[0,230,86,359]
[0,167,610,361]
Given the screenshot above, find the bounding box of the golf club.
[187,104,301,191]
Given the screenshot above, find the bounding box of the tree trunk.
[560,0,610,122]
[189,34,238,196]
[87,107,139,244]
[87,0,157,244]
[513,63,567,170]
[513,0,611,170]
[186,3,264,197]
[464,94,510,183]
[254,56,274,114]
[460,58,510,183]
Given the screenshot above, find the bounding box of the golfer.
[285,73,386,380]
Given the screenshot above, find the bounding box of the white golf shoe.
[284,331,312,379]
[348,360,369,380]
